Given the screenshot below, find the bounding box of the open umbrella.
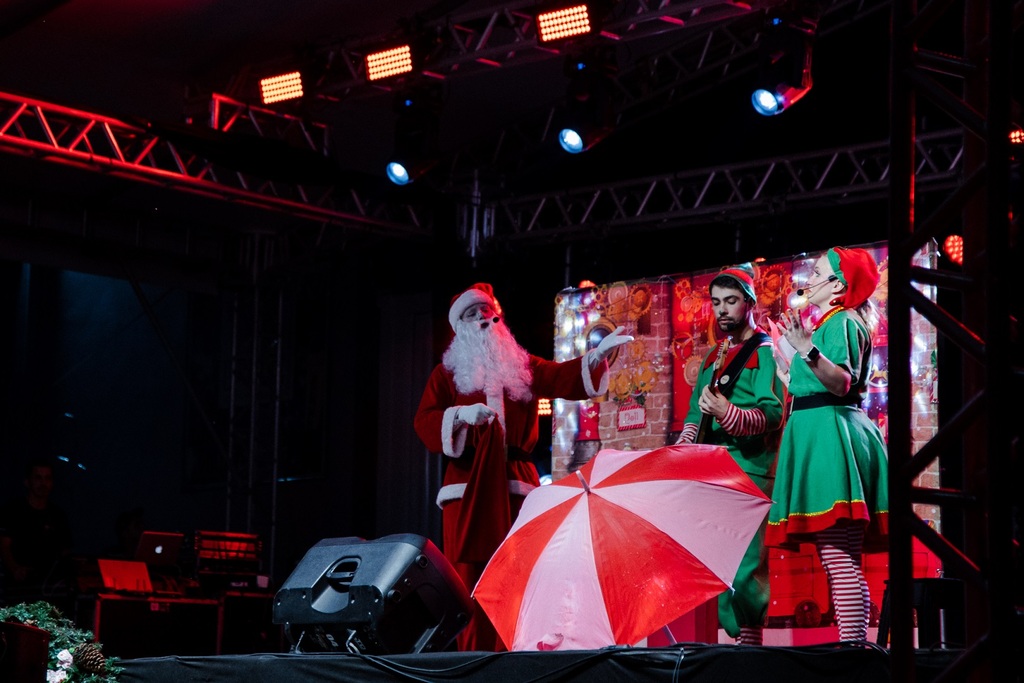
[472,444,772,651]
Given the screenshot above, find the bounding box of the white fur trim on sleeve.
[436,483,467,508]
[442,406,468,458]
[583,353,610,397]
[509,479,537,498]
[436,481,537,509]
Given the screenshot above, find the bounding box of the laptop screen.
[97,558,153,593]
[134,531,185,567]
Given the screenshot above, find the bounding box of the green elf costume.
[676,263,786,645]
[767,246,889,642]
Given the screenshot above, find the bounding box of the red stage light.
[943,235,963,266]
[537,5,593,43]
[259,72,303,104]
[366,45,414,81]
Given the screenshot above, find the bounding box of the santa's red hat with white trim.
[449,283,502,331]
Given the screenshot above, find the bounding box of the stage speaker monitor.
[273,533,472,655]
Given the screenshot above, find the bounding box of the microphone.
[796,275,838,297]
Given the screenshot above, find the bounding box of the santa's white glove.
[590,325,634,368]
[456,403,496,426]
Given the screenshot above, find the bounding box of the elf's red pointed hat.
[714,262,757,301]
[449,283,502,330]
[826,247,880,309]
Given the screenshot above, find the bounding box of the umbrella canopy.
[472,444,772,651]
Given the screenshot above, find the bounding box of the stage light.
[537,4,593,43]
[385,84,442,185]
[750,13,817,117]
[386,158,436,186]
[366,44,414,82]
[259,71,303,105]
[943,235,964,265]
[558,47,617,154]
[558,128,587,154]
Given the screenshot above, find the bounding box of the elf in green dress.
[675,263,786,645]
[769,246,890,642]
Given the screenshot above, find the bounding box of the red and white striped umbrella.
[472,444,772,651]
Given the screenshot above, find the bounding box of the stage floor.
[116,643,963,683]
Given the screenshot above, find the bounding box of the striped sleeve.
[718,404,767,436]
[677,422,699,444]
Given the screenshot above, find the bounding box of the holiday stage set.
[2,241,960,683]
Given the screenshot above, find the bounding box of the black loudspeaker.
[273,533,472,654]
[93,595,220,658]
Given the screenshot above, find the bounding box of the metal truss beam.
[0,90,430,239]
[446,0,892,179]
[482,129,963,243]
[888,0,1021,680]
[310,0,764,102]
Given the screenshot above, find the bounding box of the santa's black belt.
[459,444,532,463]
[506,446,531,462]
[791,393,862,411]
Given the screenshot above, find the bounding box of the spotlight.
[750,12,817,116]
[557,47,617,154]
[259,71,303,105]
[385,161,413,186]
[385,84,442,185]
[558,128,588,154]
[385,158,436,186]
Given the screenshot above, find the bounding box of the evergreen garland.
[0,601,123,683]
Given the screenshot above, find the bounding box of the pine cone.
[74,643,107,673]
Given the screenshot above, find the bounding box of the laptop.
[97,558,153,594]
[134,531,185,568]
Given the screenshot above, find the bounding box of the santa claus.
[414,282,631,651]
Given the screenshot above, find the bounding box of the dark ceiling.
[0,0,930,293]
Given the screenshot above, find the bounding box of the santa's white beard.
[444,317,533,402]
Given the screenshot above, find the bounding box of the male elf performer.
[675,263,786,645]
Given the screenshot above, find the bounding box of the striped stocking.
[737,626,763,645]
[815,525,870,641]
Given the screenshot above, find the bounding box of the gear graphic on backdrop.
[630,284,653,318]
[583,317,625,367]
[874,256,889,306]
[671,333,694,361]
[683,353,704,388]
[757,264,788,310]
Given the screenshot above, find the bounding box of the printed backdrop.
[548,241,943,628]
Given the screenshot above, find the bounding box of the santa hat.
[449,282,502,330]
[827,247,880,309]
[713,263,757,302]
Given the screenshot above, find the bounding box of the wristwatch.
[801,346,821,362]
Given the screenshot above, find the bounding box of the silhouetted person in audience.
[0,457,74,605]
[103,506,146,559]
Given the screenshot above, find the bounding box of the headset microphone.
[796,275,838,297]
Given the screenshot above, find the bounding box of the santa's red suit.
[414,284,614,652]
